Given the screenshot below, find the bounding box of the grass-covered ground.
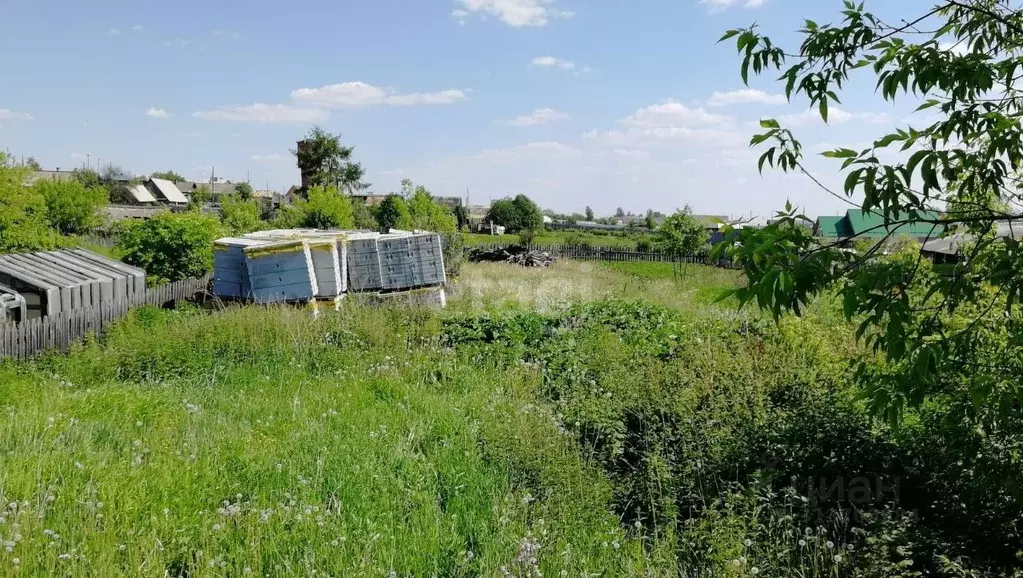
[464,231,646,249]
[0,262,1019,576]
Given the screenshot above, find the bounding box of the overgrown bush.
[117,211,222,284]
[442,299,1023,576]
[219,194,264,235]
[0,157,64,251]
[34,178,109,235]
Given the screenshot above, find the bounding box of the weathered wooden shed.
[0,249,145,318]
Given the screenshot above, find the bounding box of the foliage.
[188,184,213,209]
[657,206,710,274]
[585,206,594,221]
[297,185,355,230]
[24,156,41,170]
[373,194,412,232]
[0,154,63,251]
[454,204,469,231]
[71,168,103,190]
[219,194,264,235]
[116,211,222,284]
[486,194,544,234]
[150,170,184,182]
[644,209,657,230]
[270,203,305,229]
[351,199,378,230]
[293,126,366,195]
[714,0,1023,422]
[234,182,253,201]
[34,178,108,235]
[405,182,463,275]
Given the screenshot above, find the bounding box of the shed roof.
[846,209,944,239]
[150,178,188,204]
[921,221,1023,255]
[814,216,851,238]
[128,184,157,203]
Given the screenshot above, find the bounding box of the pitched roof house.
[814,209,944,241]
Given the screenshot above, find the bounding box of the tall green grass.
[0,303,673,576]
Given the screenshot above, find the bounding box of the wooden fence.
[469,244,740,268]
[0,274,211,361]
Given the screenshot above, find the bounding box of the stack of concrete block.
[243,239,321,304]
[378,233,446,291]
[213,238,267,299]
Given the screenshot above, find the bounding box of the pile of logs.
[468,246,557,267]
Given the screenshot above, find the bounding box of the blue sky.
[0,0,936,218]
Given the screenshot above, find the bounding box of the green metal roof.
[845,209,944,239]
[814,215,851,238]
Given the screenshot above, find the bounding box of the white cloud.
[708,89,786,107]
[613,149,651,160]
[939,40,969,56]
[131,25,143,31]
[108,28,120,35]
[700,0,766,12]
[584,101,742,149]
[777,107,889,126]
[251,153,284,162]
[290,82,467,108]
[502,108,570,126]
[145,107,171,118]
[193,104,329,123]
[451,9,470,25]
[0,109,33,121]
[622,101,733,128]
[468,141,581,162]
[454,0,574,27]
[532,56,575,70]
[180,132,204,138]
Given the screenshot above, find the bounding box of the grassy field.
[463,231,645,249]
[0,262,1018,576]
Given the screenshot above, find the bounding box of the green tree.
[34,179,109,235]
[219,194,264,235]
[374,194,412,232]
[71,168,103,190]
[402,182,462,275]
[485,194,544,234]
[234,182,254,201]
[24,157,41,171]
[299,185,355,230]
[658,206,709,277]
[270,203,305,229]
[716,1,1023,423]
[615,207,626,218]
[454,204,469,231]
[484,199,518,229]
[293,127,367,195]
[645,209,657,230]
[116,211,222,284]
[188,185,213,209]
[0,154,62,252]
[585,206,594,221]
[150,170,184,182]
[351,199,378,230]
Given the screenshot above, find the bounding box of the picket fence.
[470,243,740,268]
[0,274,211,360]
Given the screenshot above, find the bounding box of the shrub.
[373,194,412,232]
[34,179,109,235]
[219,194,264,235]
[298,185,355,229]
[117,211,222,284]
[0,156,63,251]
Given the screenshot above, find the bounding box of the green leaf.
[819,98,829,123]
[759,118,780,129]
[718,29,741,43]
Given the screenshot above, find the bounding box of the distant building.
[813,209,945,242]
[174,181,241,198]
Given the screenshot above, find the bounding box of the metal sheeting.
[0,250,145,318]
[128,184,157,203]
[921,222,1023,256]
[150,178,189,204]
